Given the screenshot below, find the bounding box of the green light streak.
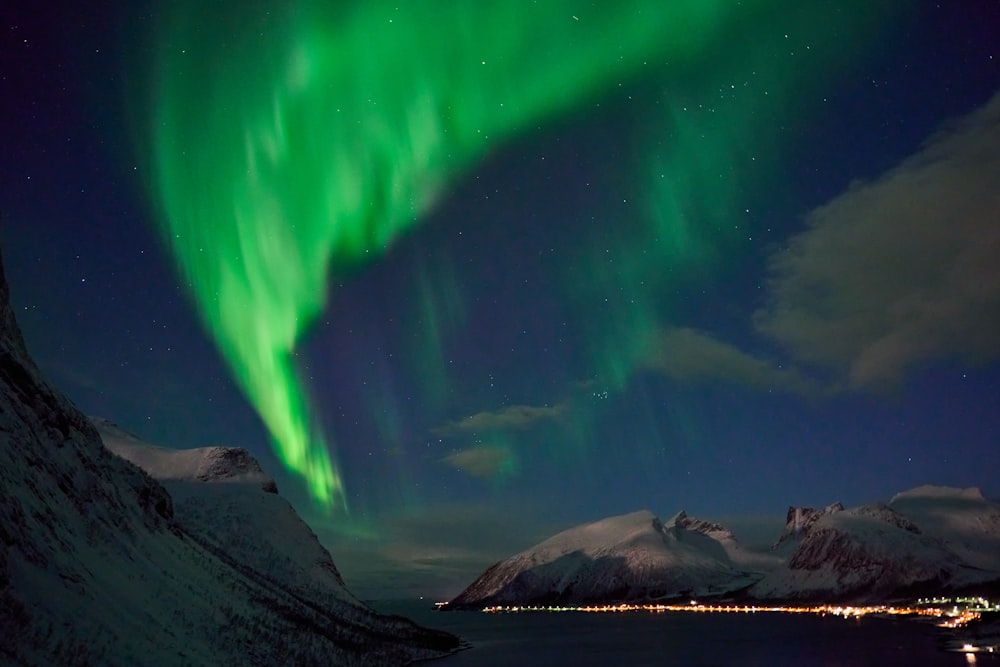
[139,0,752,505]
[564,3,904,394]
[142,0,853,505]
[407,253,466,411]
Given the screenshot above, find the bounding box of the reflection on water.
[374,600,987,667]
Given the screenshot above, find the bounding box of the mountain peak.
[772,502,843,551]
[448,508,758,608]
[674,512,730,536]
[94,418,279,493]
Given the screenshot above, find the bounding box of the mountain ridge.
[95,417,279,491]
[449,487,1000,609]
[92,417,361,608]
[448,508,763,608]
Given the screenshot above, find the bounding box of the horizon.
[88,412,1000,600]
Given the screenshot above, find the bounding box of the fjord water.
[375,601,974,666]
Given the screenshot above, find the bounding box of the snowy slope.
[448,510,764,608]
[889,485,1000,573]
[94,418,361,611]
[450,488,1000,609]
[751,496,1000,601]
[771,502,844,554]
[0,248,457,665]
[96,418,277,491]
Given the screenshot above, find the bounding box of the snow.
[890,485,1000,573]
[95,417,276,490]
[751,493,1000,601]
[0,250,458,665]
[451,487,1000,608]
[517,509,661,559]
[771,502,844,554]
[94,418,366,609]
[752,503,954,600]
[449,510,766,607]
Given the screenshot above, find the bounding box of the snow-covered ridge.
[94,417,278,492]
[772,502,844,552]
[511,509,661,560]
[91,418,364,610]
[889,485,1000,573]
[452,487,1000,608]
[448,509,764,608]
[748,497,1000,601]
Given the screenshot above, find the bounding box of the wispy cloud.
[432,402,567,437]
[641,326,818,395]
[755,89,1000,389]
[440,445,515,478]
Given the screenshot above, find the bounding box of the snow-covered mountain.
[448,510,765,608]
[771,502,844,554]
[889,485,1000,574]
[94,417,360,612]
[751,489,1000,602]
[751,502,962,601]
[451,488,1000,608]
[96,418,278,491]
[0,248,457,665]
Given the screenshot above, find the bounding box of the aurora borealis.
[4,0,1000,596]
[143,1,894,506]
[147,0,743,507]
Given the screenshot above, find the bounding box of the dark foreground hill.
[0,247,458,665]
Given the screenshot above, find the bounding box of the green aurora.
[142,1,899,507]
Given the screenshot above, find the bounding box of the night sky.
[3,1,999,598]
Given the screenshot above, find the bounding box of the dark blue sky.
[3,2,999,597]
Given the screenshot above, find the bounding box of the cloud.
[431,402,575,481]
[432,403,567,437]
[641,326,818,394]
[440,445,514,478]
[755,89,1000,389]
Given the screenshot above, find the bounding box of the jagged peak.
[674,512,729,535]
[772,502,843,551]
[666,510,687,526]
[845,502,922,534]
[783,502,843,528]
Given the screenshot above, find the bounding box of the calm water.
[374,600,993,667]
